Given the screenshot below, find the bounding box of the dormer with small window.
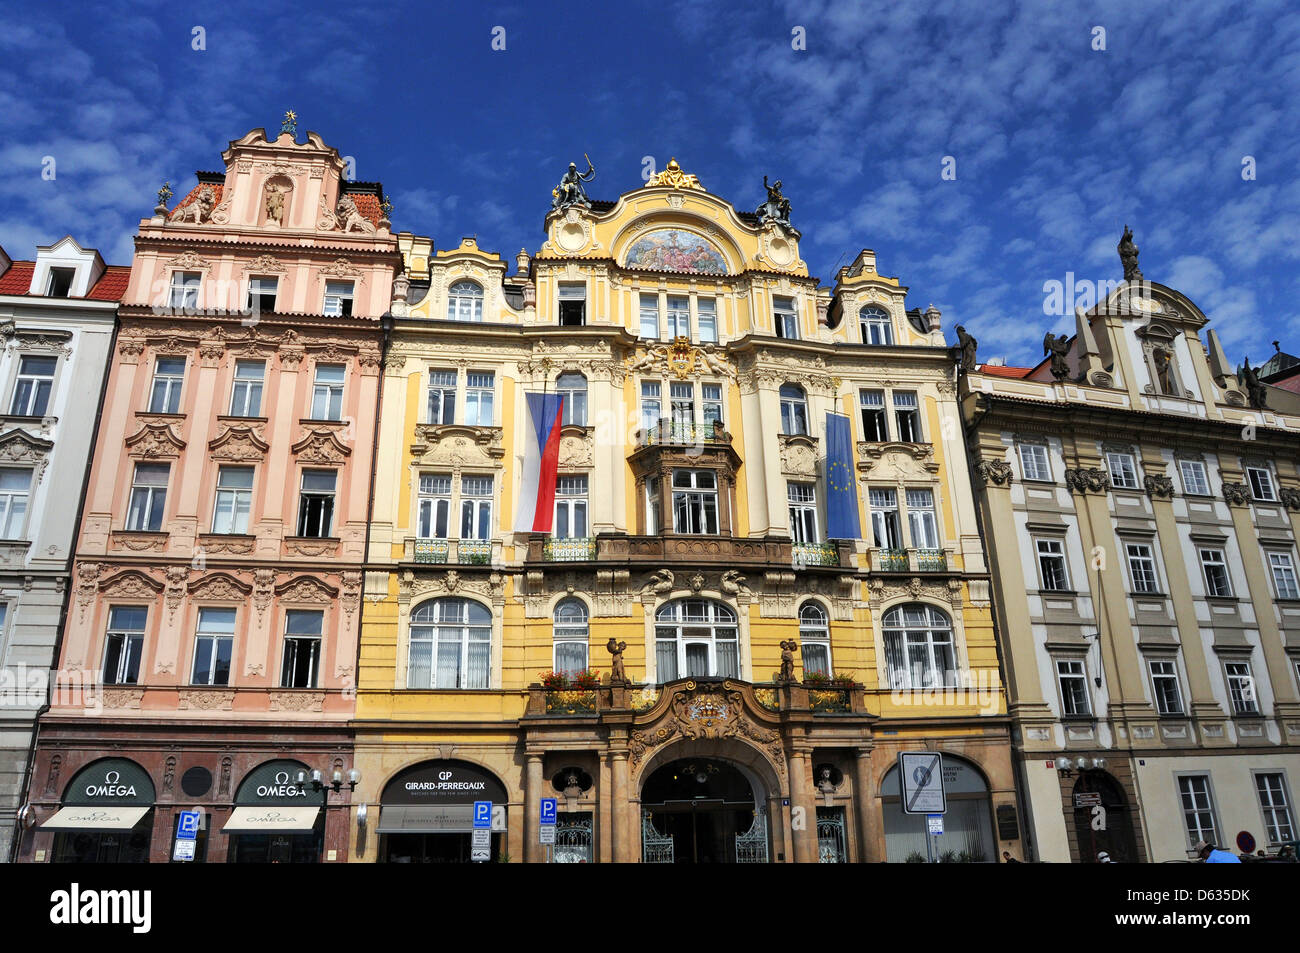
[29,236,105,299]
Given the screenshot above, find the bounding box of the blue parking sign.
[473,800,492,829]
[540,797,557,825]
[176,810,201,840]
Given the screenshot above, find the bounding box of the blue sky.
[2,0,1298,366]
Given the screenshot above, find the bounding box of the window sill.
[1231,710,1264,720]
[1131,591,1168,599]
[0,414,57,425]
[299,417,347,427]
[1038,589,1079,596]
[136,410,185,421]
[1059,714,1097,724]
[217,414,268,424]
[1204,596,1240,605]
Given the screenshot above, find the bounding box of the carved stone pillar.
[611,749,631,863]
[525,752,544,863]
[788,745,817,863]
[853,747,880,863]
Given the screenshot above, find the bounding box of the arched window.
[654,599,738,682]
[780,384,808,436]
[447,281,484,322]
[882,604,956,689]
[553,598,589,676]
[557,372,588,426]
[799,602,831,677]
[860,306,893,346]
[408,598,491,689]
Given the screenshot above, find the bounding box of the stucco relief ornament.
[0,430,52,483]
[172,185,215,224]
[643,158,705,191]
[1279,487,1300,511]
[336,194,376,234]
[76,562,101,622]
[253,569,276,621]
[1222,482,1251,506]
[165,566,189,621]
[1064,467,1109,494]
[642,568,674,597]
[973,459,1013,487]
[125,423,186,459]
[317,192,339,230]
[1144,474,1175,498]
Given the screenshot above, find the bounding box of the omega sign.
[256,771,308,800]
[63,759,155,807]
[85,770,137,800]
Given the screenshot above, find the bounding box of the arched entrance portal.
[640,758,768,863]
[1072,771,1138,863]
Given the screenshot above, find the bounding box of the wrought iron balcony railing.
[458,540,492,565]
[636,419,730,447]
[792,542,839,567]
[877,548,910,572]
[543,537,598,561]
[915,548,948,571]
[413,540,449,563]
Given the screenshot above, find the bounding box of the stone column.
[788,745,817,863]
[611,749,631,863]
[853,746,880,863]
[524,752,544,863]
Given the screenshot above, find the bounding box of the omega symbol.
[105,771,121,784]
[274,771,290,784]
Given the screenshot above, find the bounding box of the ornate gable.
[188,572,253,602]
[410,425,505,469]
[0,429,54,483]
[208,423,269,462]
[291,428,351,465]
[98,570,164,598]
[275,575,338,604]
[125,422,187,458]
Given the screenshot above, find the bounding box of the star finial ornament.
[280,110,298,137]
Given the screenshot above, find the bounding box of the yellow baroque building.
[351,161,1018,863]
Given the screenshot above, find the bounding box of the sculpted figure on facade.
[551,157,595,213]
[1118,225,1143,281]
[955,324,978,372]
[778,639,799,682]
[607,638,628,683]
[173,186,215,224]
[1238,358,1268,409]
[1043,332,1071,380]
[265,184,288,224]
[756,175,799,237]
[336,194,376,234]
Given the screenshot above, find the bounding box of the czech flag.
[514,392,565,533]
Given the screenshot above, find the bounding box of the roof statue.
[280,109,298,138]
[756,175,800,238]
[1118,225,1143,281]
[1238,357,1268,409]
[644,158,704,191]
[1043,332,1071,380]
[551,155,595,214]
[955,325,978,372]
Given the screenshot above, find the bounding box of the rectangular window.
[671,469,718,534]
[0,468,31,538]
[646,475,661,535]
[868,488,901,549]
[555,475,589,539]
[1019,444,1051,482]
[702,383,723,430]
[1056,659,1091,716]
[906,488,939,549]
[168,271,200,310]
[1179,776,1219,848]
[1179,459,1210,496]
[323,280,354,317]
[1225,661,1258,714]
[780,386,808,436]
[246,276,278,314]
[212,466,254,534]
[670,381,695,426]
[666,296,690,338]
[464,372,494,426]
[640,381,662,430]
[45,267,75,298]
[1247,466,1276,502]
[1199,548,1233,597]
[1256,774,1295,844]
[1149,659,1184,715]
[697,298,717,343]
[126,463,168,532]
[417,474,452,539]
[149,357,185,414]
[893,391,922,443]
[859,390,889,441]
[228,360,265,417]
[1268,552,1300,600]
[310,364,345,421]
[459,475,493,540]
[1036,538,1070,591]
[861,309,894,345]
[9,355,56,417]
[103,606,146,685]
[427,370,456,425]
[773,296,798,339]
[281,610,323,689]
[1106,452,1140,490]
[788,482,819,544]
[639,293,659,340]
[558,283,586,326]
[191,607,235,686]
[558,373,587,426]
[1125,542,1160,593]
[296,470,336,538]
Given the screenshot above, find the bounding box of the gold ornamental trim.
[644,158,705,191]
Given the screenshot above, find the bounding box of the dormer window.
[447,281,484,322]
[559,283,586,326]
[860,307,893,345]
[45,267,75,298]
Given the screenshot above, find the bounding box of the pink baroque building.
[17,117,400,864]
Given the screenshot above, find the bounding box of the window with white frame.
[666,295,690,338]
[125,463,167,532]
[1199,548,1233,597]
[639,293,660,340]
[558,282,586,326]
[859,389,889,441]
[555,475,588,539]
[168,271,200,310]
[417,474,452,539]
[859,307,893,345]
[906,488,939,549]
[780,384,808,436]
[702,383,723,429]
[640,381,662,429]
[323,280,354,317]
[1179,459,1210,496]
[464,372,494,426]
[773,296,799,339]
[1106,452,1140,490]
[646,475,661,535]
[459,475,493,540]
[799,602,831,677]
[1019,443,1052,481]
[1036,538,1071,591]
[281,610,323,688]
[212,466,254,534]
[149,357,185,414]
[296,470,336,537]
[408,597,491,689]
[553,598,588,677]
[557,373,587,426]
[229,360,265,417]
[1149,658,1184,715]
[669,381,694,426]
[246,276,278,314]
[671,469,718,534]
[103,606,146,685]
[310,364,345,420]
[1255,774,1295,843]
[883,604,957,689]
[191,607,235,686]
[1267,551,1300,600]
[0,468,31,538]
[1056,658,1092,716]
[893,392,922,443]
[9,355,56,417]
[1125,542,1161,593]
[1247,465,1277,501]
[869,488,902,549]
[1225,660,1258,714]
[788,482,819,544]
[655,599,738,681]
[1179,775,1219,848]
[45,267,75,297]
[697,298,717,343]
[447,281,484,321]
[427,370,456,425]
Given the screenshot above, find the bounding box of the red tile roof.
[343,191,383,225]
[978,364,1033,378]
[87,265,131,301]
[0,260,34,294]
[1272,374,1300,395]
[168,183,224,221]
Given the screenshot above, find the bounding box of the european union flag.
[825,412,860,539]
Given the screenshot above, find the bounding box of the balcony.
[525,533,853,569]
[524,678,868,717]
[872,547,951,572]
[635,419,730,447]
[408,538,499,565]
[542,537,597,561]
[792,541,838,567]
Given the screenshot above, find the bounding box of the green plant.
[905,851,926,863]
[496,851,512,863]
[939,849,957,863]
[570,668,600,690]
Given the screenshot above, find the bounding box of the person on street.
[1194,840,1241,863]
